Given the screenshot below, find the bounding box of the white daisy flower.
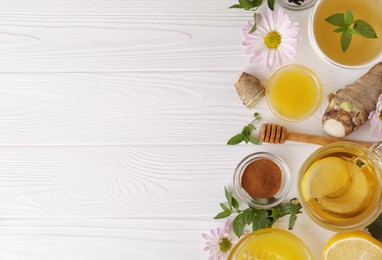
[242,8,301,69]
[202,219,239,260]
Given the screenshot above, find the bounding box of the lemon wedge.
[302,157,350,200]
[323,231,382,260]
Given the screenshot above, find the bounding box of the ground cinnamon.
[241,158,282,198]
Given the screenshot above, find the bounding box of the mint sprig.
[325,9,378,52]
[229,0,275,33]
[214,187,303,237]
[227,113,261,145]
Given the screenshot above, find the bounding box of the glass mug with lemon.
[309,0,382,68]
[298,141,382,231]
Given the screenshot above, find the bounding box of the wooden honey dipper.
[259,123,373,148]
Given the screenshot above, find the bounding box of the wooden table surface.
[0,0,377,259]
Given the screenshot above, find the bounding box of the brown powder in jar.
[241,158,282,198]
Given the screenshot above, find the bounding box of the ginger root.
[235,72,265,109]
[322,62,382,138]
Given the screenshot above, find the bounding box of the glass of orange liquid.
[309,0,382,68]
[228,228,313,260]
[266,64,322,121]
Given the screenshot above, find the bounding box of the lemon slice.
[319,161,368,214]
[323,231,382,260]
[302,157,350,200]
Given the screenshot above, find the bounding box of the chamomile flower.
[242,8,300,69]
[202,219,239,260]
[369,93,382,138]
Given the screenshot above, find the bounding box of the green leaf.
[232,196,240,209]
[227,133,245,145]
[333,27,345,33]
[267,0,275,10]
[288,214,298,230]
[366,212,382,242]
[253,112,260,119]
[242,126,249,135]
[229,4,243,9]
[253,0,263,8]
[325,13,345,27]
[239,0,253,10]
[213,210,231,219]
[225,186,233,209]
[248,124,255,133]
[271,207,281,220]
[354,20,378,38]
[233,214,246,237]
[278,200,302,217]
[244,135,249,144]
[341,30,352,52]
[252,210,269,231]
[241,208,255,225]
[249,13,257,33]
[220,203,230,212]
[347,27,357,34]
[344,9,354,26]
[249,136,261,145]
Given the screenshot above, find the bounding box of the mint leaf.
[214,211,231,219]
[233,214,246,237]
[252,211,269,231]
[249,136,261,145]
[354,20,378,38]
[225,186,233,209]
[325,13,345,27]
[229,4,243,9]
[333,27,345,33]
[227,133,245,145]
[341,30,352,52]
[220,203,230,212]
[253,0,263,7]
[249,13,257,33]
[232,196,240,209]
[288,214,298,230]
[267,0,275,10]
[239,0,253,10]
[344,9,354,26]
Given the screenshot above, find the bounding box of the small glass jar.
[276,0,317,11]
[233,152,291,209]
[228,228,313,260]
[266,64,322,122]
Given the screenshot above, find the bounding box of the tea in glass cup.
[309,0,382,68]
[298,142,382,231]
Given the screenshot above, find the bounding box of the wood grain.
[0,144,322,217]
[0,71,374,145]
[0,1,377,259]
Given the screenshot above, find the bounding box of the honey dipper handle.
[287,132,373,148]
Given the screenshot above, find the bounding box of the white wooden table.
[0,1,376,259]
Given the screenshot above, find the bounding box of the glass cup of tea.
[308,0,382,69]
[298,141,382,232]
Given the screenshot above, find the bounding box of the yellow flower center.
[264,31,282,48]
[219,237,232,252]
[379,111,382,121]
